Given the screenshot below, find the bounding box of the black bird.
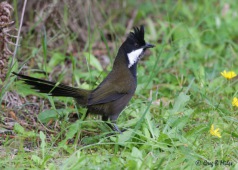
[13,25,154,133]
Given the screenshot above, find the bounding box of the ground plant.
[0,0,237,169]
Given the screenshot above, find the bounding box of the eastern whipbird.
[13,25,154,133]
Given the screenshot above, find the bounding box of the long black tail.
[13,72,90,105]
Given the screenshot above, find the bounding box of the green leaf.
[84,52,103,71]
[46,52,66,72]
[31,155,43,166]
[38,109,58,123]
[59,120,81,153]
[15,81,41,96]
[157,133,170,142]
[131,147,142,159]
[38,108,74,123]
[172,92,190,112]
[14,123,38,137]
[40,131,46,159]
[131,147,142,168]
[117,129,134,144]
[14,123,25,134]
[65,120,80,139]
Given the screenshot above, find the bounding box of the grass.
[1,0,238,169]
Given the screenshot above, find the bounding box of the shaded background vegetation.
[1,0,238,169]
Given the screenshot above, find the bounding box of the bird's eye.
[134,43,139,47]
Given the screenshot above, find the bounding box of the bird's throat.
[127,48,143,68]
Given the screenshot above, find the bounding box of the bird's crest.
[127,25,145,45]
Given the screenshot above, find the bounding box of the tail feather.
[13,72,90,105]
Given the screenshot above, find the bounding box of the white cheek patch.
[127,48,143,68]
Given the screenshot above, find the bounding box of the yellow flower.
[232,97,238,107]
[221,70,237,80]
[209,124,221,138]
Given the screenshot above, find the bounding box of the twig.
[125,10,138,35]
[10,0,28,68]
[0,134,15,139]
[0,123,14,130]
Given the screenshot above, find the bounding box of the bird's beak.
[144,43,155,49]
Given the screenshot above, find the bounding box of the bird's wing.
[87,82,128,105]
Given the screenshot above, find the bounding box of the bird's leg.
[110,116,128,133]
[102,115,115,131]
[102,115,122,133]
[111,123,122,133]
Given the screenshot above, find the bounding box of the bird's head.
[122,25,154,68]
